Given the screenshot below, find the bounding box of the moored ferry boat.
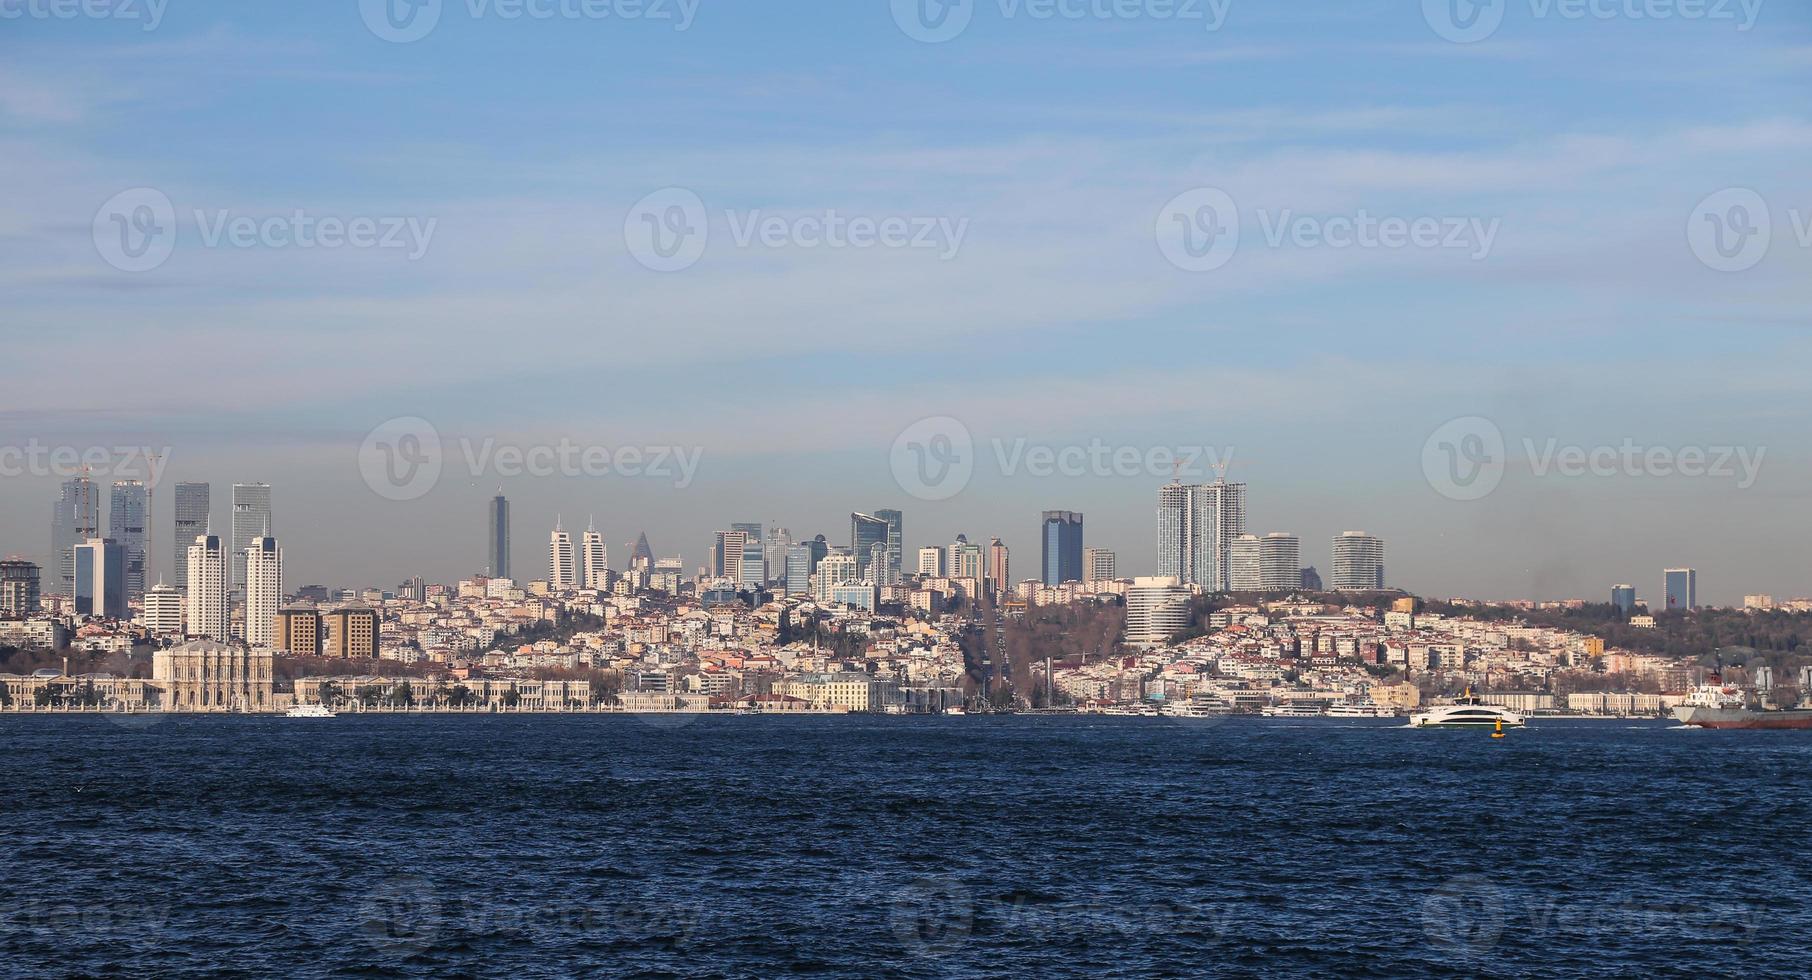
[284,703,337,718]
[1261,703,1325,718]
[1411,689,1524,729]
[1327,699,1397,719]
[1673,683,1812,730]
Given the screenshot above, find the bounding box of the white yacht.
[1410,689,1523,729]
[284,703,337,718]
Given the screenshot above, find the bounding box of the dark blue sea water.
[3,715,1809,977]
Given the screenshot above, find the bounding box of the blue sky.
[3,0,1809,603]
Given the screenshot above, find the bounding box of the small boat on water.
[1410,688,1523,729]
[284,703,337,718]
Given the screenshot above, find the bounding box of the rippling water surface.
[3,715,1809,976]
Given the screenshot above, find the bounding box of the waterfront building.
[153,639,274,712]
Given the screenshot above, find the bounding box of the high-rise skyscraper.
[244,531,283,648]
[488,490,511,580]
[713,529,749,582]
[186,531,229,639]
[0,558,42,616]
[51,476,100,594]
[581,518,609,589]
[765,527,794,588]
[785,542,820,596]
[1330,532,1385,591]
[1157,480,1246,592]
[1664,568,1697,612]
[918,546,945,577]
[1084,547,1116,583]
[1123,576,1191,646]
[987,538,1011,597]
[1611,584,1637,616]
[631,532,654,569]
[549,521,577,591]
[874,509,904,583]
[1040,511,1083,585]
[1260,533,1301,591]
[109,480,148,601]
[851,513,890,583]
[743,534,768,588]
[73,537,126,619]
[173,482,209,589]
[230,483,272,589]
[1228,534,1262,591]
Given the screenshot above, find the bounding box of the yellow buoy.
[1491,717,1505,739]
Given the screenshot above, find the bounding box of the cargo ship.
[1672,683,1812,730]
